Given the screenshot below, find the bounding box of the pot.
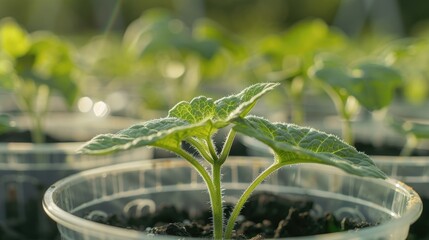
[0,113,153,240]
[43,157,421,240]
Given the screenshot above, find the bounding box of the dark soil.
[84,192,377,239]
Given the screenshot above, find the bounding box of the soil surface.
[84,192,376,239]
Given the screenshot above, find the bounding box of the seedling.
[309,54,402,145]
[253,19,346,124]
[0,18,78,143]
[79,83,386,239]
[389,117,429,156]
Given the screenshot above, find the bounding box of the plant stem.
[186,138,214,164]
[168,147,224,239]
[219,129,236,164]
[169,147,214,192]
[400,134,418,156]
[208,136,219,161]
[212,162,224,239]
[31,113,45,144]
[340,110,353,146]
[31,85,51,144]
[320,84,356,145]
[224,163,283,239]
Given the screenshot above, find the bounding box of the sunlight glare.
[93,101,110,117]
[78,96,93,113]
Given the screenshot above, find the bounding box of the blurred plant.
[0,114,16,135]
[124,9,246,112]
[380,37,429,105]
[246,19,347,124]
[0,18,79,143]
[309,53,403,145]
[388,117,429,156]
[373,36,429,156]
[78,9,246,118]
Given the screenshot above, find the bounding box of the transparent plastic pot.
[373,155,429,239]
[0,142,152,240]
[43,157,422,240]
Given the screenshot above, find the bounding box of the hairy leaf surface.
[81,83,279,155]
[233,116,387,178]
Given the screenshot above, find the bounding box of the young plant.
[124,9,242,111]
[309,54,402,145]
[0,18,78,143]
[388,117,429,156]
[79,83,386,239]
[251,19,346,124]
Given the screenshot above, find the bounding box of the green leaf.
[29,34,79,108]
[0,18,30,57]
[78,117,207,155]
[168,96,216,123]
[168,82,280,128]
[81,83,280,155]
[259,19,346,58]
[312,56,402,111]
[389,117,429,140]
[233,116,387,179]
[213,82,279,125]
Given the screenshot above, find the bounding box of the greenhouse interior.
[1,1,429,240]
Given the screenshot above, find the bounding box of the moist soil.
[84,192,376,239]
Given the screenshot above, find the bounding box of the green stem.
[167,147,223,239]
[167,147,214,192]
[186,138,214,164]
[212,162,223,239]
[340,108,353,146]
[31,84,51,144]
[219,129,236,164]
[208,136,219,161]
[321,84,355,145]
[335,95,354,145]
[400,134,418,156]
[224,163,283,239]
[289,77,305,125]
[31,113,45,144]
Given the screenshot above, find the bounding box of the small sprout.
[0,18,78,143]
[79,82,386,239]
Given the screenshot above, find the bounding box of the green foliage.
[311,56,403,111]
[381,38,429,104]
[79,82,386,239]
[119,9,246,111]
[233,116,387,178]
[79,83,279,154]
[309,53,403,144]
[247,19,348,124]
[0,18,79,143]
[0,114,16,135]
[388,117,429,156]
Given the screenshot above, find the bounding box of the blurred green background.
[1,0,429,121]
[1,0,429,38]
